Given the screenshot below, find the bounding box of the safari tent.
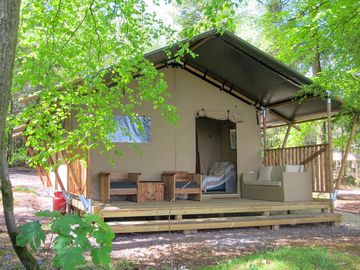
[16,30,342,233]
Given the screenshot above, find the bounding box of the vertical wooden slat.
[264,144,330,193]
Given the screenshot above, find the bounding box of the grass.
[12,186,36,194]
[200,247,360,270]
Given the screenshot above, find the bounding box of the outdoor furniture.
[138,181,165,202]
[241,165,313,202]
[162,171,202,201]
[99,171,141,203]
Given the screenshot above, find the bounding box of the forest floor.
[0,171,359,269]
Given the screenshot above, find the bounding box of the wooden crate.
[138,181,164,202]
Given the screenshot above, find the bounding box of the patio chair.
[99,171,141,203]
[162,171,202,201]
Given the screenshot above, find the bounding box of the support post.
[263,109,267,163]
[282,125,292,148]
[326,91,334,213]
[336,114,359,189]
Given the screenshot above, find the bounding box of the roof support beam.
[180,63,302,129]
[268,110,299,130]
[268,96,318,109]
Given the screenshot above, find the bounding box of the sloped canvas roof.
[146,30,342,127]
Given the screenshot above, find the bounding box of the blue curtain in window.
[110,115,151,143]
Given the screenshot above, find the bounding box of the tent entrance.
[196,117,238,194]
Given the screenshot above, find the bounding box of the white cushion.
[271,166,285,181]
[257,166,273,181]
[285,165,302,172]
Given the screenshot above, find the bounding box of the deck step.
[98,201,331,218]
[107,213,342,233]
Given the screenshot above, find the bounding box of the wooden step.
[107,213,342,233]
[98,200,331,218]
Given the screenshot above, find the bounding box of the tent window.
[230,128,236,149]
[110,115,151,143]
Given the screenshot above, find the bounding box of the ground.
[0,171,359,269]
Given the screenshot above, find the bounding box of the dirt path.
[1,172,360,269]
[111,225,360,269]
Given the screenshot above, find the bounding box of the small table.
[138,181,164,203]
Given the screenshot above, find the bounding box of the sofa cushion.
[257,166,273,181]
[285,164,305,172]
[176,181,199,189]
[271,166,285,181]
[243,180,282,187]
[110,181,136,189]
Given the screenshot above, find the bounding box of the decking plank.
[108,213,342,233]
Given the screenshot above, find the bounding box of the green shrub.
[16,211,115,269]
[9,147,29,167]
[343,175,358,186]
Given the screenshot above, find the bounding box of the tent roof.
[146,30,342,127]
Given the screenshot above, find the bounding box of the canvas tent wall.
[90,68,262,200]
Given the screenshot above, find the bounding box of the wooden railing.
[264,144,331,193]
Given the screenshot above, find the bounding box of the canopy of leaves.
[173,0,241,38]
[260,0,360,114]
[14,0,239,168]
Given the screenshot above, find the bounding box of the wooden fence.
[67,156,91,197]
[264,144,331,193]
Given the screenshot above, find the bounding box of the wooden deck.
[71,197,342,233]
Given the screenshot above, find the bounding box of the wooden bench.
[99,171,141,203]
[162,171,202,202]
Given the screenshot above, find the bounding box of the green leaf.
[53,246,86,270]
[51,214,83,236]
[36,210,62,219]
[83,213,103,224]
[16,221,46,251]
[91,246,112,266]
[53,235,72,253]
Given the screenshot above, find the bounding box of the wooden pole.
[282,124,292,148]
[326,92,334,213]
[336,114,359,189]
[263,109,267,163]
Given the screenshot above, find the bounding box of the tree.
[258,0,360,187]
[172,0,241,38]
[1,0,239,268]
[1,0,40,269]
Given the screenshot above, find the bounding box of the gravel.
[111,224,360,269]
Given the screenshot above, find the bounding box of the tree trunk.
[336,114,359,189]
[0,1,39,269]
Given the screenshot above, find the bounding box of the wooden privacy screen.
[51,150,91,198]
[264,144,331,193]
[66,153,91,197]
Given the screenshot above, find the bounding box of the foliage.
[256,0,360,158]
[200,246,360,270]
[259,0,360,113]
[16,211,115,269]
[173,0,241,38]
[9,147,29,167]
[12,0,240,170]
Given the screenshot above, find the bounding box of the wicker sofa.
[241,165,313,202]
